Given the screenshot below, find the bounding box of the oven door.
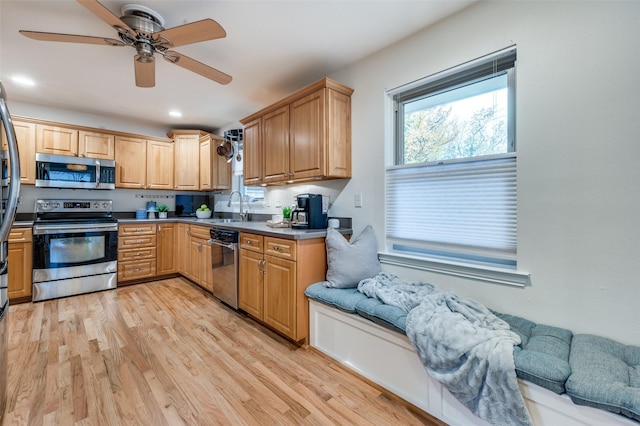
[32,222,118,283]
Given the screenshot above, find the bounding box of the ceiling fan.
[19,0,231,87]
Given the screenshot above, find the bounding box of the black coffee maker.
[291,193,328,229]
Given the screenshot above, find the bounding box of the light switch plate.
[354,193,363,208]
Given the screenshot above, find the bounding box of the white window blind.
[386,154,517,265]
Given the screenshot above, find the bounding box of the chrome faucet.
[228,191,247,222]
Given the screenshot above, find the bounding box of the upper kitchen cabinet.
[115,135,174,190]
[36,124,115,159]
[146,139,174,190]
[242,118,263,186]
[78,130,115,159]
[199,133,231,190]
[1,119,36,184]
[168,130,200,191]
[239,77,353,186]
[168,129,231,191]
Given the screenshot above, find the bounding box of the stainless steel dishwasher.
[209,227,239,309]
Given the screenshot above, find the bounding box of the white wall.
[327,1,640,345]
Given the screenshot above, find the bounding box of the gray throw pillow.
[324,225,382,288]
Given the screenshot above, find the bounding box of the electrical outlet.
[354,193,363,208]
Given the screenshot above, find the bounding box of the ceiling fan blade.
[155,19,226,48]
[134,55,155,88]
[163,51,232,85]
[77,0,136,38]
[20,30,125,46]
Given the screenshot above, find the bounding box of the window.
[386,46,517,269]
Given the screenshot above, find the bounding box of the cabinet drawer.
[240,233,264,252]
[264,237,296,261]
[119,223,156,236]
[9,228,32,243]
[118,260,157,281]
[189,225,211,240]
[119,234,156,249]
[118,247,156,262]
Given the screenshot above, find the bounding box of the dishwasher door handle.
[208,239,236,251]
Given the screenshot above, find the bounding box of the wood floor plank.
[3,277,442,425]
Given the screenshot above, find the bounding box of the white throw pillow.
[324,225,382,288]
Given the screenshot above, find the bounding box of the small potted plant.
[156,204,169,219]
[282,206,292,222]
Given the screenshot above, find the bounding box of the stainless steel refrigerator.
[0,82,22,419]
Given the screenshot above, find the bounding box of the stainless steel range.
[32,199,118,302]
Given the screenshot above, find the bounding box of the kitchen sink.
[210,218,242,223]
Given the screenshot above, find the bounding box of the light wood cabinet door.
[156,222,178,275]
[115,136,147,189]
[36,124,79,156]
[199,137,213,190]
[8,229,32,301]
[2,120,36,184]
[263,255,296,337]
[174,134,199,190]
[146,140,174,190]
[239,248,264,319]
[185,236,201,283]
[78,130,115,159]
[199,135,231,190]
[290,89,325,180]
[262,105,290,183]
[175,223,187,274]
[326,88,352,178]
[242,118,263,186]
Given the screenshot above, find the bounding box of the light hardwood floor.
[3,278,442,425]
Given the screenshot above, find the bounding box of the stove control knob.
[94,202,100,209]
[102,202,109,209]
[52,203,59,209]
[42,202,50,209]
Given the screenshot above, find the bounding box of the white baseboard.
[309,300,636,426]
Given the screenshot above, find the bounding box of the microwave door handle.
[0,89,21,244]
[95,160,101,188]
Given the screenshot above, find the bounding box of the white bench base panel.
[309,300,636,426]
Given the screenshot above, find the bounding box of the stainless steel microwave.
[35,153,116,189]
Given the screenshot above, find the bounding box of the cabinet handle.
[133,268,143,272]
[273,245,284,252]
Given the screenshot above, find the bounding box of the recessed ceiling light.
[169,110,182,118]
[12,76,35,87]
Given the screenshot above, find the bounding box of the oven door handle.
[33,222,118,235]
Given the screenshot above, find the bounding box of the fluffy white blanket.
[357,272,532,426]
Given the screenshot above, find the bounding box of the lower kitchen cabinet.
[156,222,178,275]
[184,225,213,292]
[239,232,326,342]
[8,228,32,302]
[117,223,157,282]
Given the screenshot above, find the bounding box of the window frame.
[383,46,530,287]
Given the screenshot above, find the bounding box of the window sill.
[378,252,530,288]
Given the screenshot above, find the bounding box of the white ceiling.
[0,0,474,132]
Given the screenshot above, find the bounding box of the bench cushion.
[304,282,367,313]
[566,334,640,422]
[354,298,407,334]
[494,312,573,394]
